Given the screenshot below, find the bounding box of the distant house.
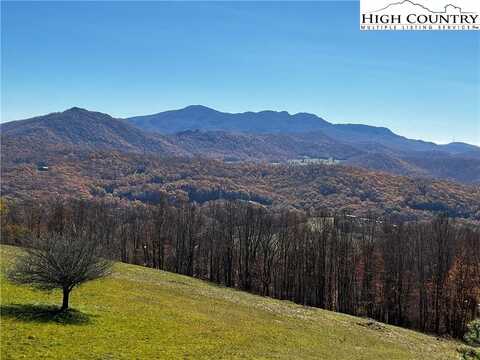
[37,162,49,171]
[287,157,341,166]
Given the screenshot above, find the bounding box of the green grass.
[0,245,464,360]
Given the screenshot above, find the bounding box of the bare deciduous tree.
[7,231,112,311]
[2,198,479,337]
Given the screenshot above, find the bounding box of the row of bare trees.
[1,197,479,337]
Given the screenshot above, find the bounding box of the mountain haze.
[2,107,479,185]
[0,107,187,159]
[128,105,330,134]
[2,107,480,221]
[171,130,360,161]
[127,105,478,154]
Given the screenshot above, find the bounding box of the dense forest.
[2,197,479,338]
[3,107,480,186]
[3,149,480,222]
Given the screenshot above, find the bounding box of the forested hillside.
[2,150,480,221]
[2,1,478,359]
[2,107,480,350]
[128,105,479,154]
[2,107,480,184]
[2,199,479,339]
[1,245,465,360]
[0,107,186,157]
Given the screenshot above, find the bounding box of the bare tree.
[7,231,112,311]
[3,197,479,338]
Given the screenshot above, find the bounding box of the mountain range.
[128,105,478,154]
[1,106,479,220]
[2,106,479,184]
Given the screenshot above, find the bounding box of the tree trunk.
[61,287,70,311]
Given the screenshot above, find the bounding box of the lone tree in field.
[7,232,112,311]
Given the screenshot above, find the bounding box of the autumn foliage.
[2,198,479,338]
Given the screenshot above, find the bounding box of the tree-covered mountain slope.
[0,245,465,360]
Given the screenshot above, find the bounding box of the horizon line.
[1,104,478,148]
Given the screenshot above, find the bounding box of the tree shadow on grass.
[0,304,93,325]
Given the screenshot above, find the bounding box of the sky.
[1,1,479,145]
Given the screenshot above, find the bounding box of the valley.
[2,2,479,359]
[2,106,479,222]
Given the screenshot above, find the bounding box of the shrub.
[464,320,480,348]
[458,347,480,360]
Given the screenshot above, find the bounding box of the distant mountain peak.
[257,110,290,115]
[60,107,106,120]
[126,105,478,156]
[3,106,480,185]
[1,107,185,156]
[64,107,90,113]
[182,105,218,113]
[292,112,329,123]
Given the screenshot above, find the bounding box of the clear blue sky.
[1,1,479,145]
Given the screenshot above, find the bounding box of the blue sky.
[1,1,479,145]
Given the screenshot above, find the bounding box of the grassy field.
[0,245,465,360]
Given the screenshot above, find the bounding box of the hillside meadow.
[0,245,467,359]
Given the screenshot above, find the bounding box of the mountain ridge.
[127,105,478,154]
[2,107,479,184]
[0,107,187,159]
[2,107,480,221]
[3,106,477,151]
